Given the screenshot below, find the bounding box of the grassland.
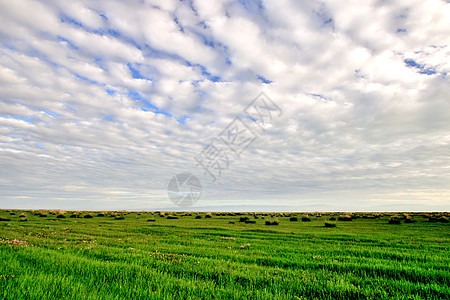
[0,210,449,299]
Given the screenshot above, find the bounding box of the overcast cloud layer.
[1,0,449,211]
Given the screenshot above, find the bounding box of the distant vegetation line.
[1,210,449,299]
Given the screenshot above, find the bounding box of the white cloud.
[0,0,449,211]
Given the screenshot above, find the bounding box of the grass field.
[0,210,449,299]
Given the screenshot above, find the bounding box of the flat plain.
[0,210,449,299]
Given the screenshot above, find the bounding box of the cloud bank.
[0,0,449,211]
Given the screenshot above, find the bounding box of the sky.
[0,0,449,212]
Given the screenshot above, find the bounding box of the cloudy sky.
[1,0,449,211]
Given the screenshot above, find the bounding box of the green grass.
[1,211,449,299]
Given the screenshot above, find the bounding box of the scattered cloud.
[0,0,449,211]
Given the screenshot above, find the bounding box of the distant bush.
[19,214,26,218]
[114,216,125,220]
[10,212,16,215]
[18,218,28,222]
[325,222,336,228]
[239,217,249,222]
[56,214,66,218]
[97,213,105,217]
[438,217,449,223]
[338,215,352,221]
[167,215,179,219]
[289,217,298,221]
[39,213,47,218]
[205,213,212,218]
[265,220,279,226]
[229,221,235,224]
[302,216,311,222]
[388,218,401,224]
[0,217,11,221]
[84,214,94,219]
[69,214,78,218]
[195,215,202,219]
[329,217,336,221]
[147,218,156,222]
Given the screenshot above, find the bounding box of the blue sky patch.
[257,75,272,84]
[404,59,436,75]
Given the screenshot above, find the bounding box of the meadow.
[0,210,449,299]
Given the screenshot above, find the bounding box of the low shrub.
[438,217,449,223]
[97,213,105,217]
[205,213,212,218]
[84,214,94,219]
[56,214,66,218]
[39,213,47,218]
[19,214,26,218]
[0,217,11,221]
[302,216,311,222]
[114,216,125,220]
[329,217,336,221]
[239,217,249,222]
[325,222,336,228]
[195,215,202,219]
[265,218,279,226]
[167,215,179,219]
[289,217,298,221]
[388,218,401,224]
[338,215,352,221]
[147,218,156,222]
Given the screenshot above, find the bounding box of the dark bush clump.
[69,214,78,218]
[195,215,202,219]
[325,222,336,228]
[97,213,105,217]
[302,216,311,222]
[84,214,93,218]
[167,215,179,219]
[0,217,11,221]
[56,214,66,218]
[39,213,47,218]
[114,216,125,220]
[438,217,449,223]
[289,217,298,221]
[19,214,26,218]
[329,217,336,221]
[265,220,279,226]
[147,218,156,222]
[338,215,352,221]
[205,213,212,218]
[388,218,401,224]
[239,217,249,222]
